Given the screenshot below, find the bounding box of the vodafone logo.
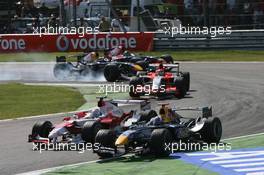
[0,38,26,50]
[56,34,137,51]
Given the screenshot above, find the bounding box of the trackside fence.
[153,30,264,50]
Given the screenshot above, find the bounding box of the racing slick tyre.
[95,129,117,158]
[53,63,71,80]
[174,77,187,99]
[139,110,158,122]
[150,128,173,156]
[81,121,102,143]
[160,55,173,63]
[104,64,121,82]
[129,77,144,98]
[32,121,53,138]
[182,72,190,91]
[200,117,222,143]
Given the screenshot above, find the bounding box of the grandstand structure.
[0,0,263,34]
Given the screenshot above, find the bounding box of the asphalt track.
[0,62,264,175]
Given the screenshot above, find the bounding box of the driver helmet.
[159,63,164,70]
[98,99,105,107]
[123,50,131,57]
[159,105,172,123]
[91,52,99,61]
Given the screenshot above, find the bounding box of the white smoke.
[79,73,106,82]
[0,62,106,82]
[0,63,22,81]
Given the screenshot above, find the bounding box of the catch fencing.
[153,30,264,50]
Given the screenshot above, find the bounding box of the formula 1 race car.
[94,104,222,157]
[53,54,146,82]
[28,97,154,147]
[53,46,174,82]
[129,63,190,99]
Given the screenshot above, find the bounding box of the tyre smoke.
[0,62,106,82]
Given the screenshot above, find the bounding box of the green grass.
[0,52,67,62]
[45,133,264,175]
[1,50,264,62]
[0,83,85,119]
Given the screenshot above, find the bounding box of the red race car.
[129,63,190,99]
[28,97,153,147]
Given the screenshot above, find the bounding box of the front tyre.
[182,72,190,91]
[150,128,173,156]
[81,121,102,143]
[32,121,53,138]
[174,77,187,99]
[95,129,116,158]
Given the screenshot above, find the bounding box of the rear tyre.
[200,117,222,143]
[139,110,158,122]
[160,55,173,63]
[182,72,190,91]
[104,64,121,82]
[129,77,144,98]
[174,77,187,99]
[150,128,172,156]
[81,121,102,143]
[32,121,53,138]
[53,63,71,80]
[95,129,116,158]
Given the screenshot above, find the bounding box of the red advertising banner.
[0,32,154,52]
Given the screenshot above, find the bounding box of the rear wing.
[56,56,66,63]
[110,99,151,111]
[149,63,179,68]
[149,63,180,73]
[172,106,212,118]
[56,54,86,63]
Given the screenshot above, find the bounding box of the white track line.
[24,83,101,87]
[16,159,99,175]
[222,162,264,168]
[211,158,264,164]
[235,167,264,172]
[0,110,83,123]
[202,152,264,161]
[187,151,264,156]
[246,172,264,175]
[16,154,132,175]
[222,132,264,141]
